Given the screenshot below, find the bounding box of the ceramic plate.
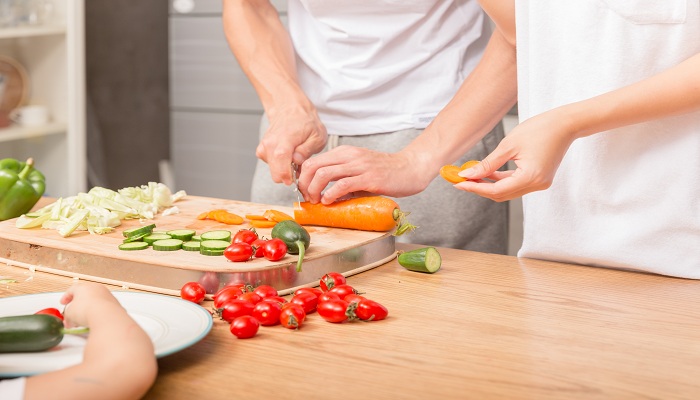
[0,291,212,377]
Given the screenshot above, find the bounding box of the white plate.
[0,291,213,377]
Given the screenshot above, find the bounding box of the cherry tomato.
[238,292,263,304]
[318,292,340,304]
[320,272,346,292]
[294,287,323,299]
[355,299,389,321]
[251,238,267,258]
[253,284,278,299]
[328,284,357,299]
[344,294,365,304]
[213,286,243,309]
[233,229,259,245]
[180,281,206,304]
[317,299,349,323]
[280,303,306,330]
[35,307,63,321]
[217,299,255,323]
[262,238,287,261]
[263,296,288,304]
[252,301,282,326]
[230,315,259,339]
[290,292,318,314]
[224,243,254,262]
[197,271,220,294]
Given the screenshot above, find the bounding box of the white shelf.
[0,24,66,39]
[0,122,67,143]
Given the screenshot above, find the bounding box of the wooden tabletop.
[1,245,698,399]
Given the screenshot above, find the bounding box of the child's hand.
[60,282,122,328]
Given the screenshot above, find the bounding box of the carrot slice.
[249,219,277,229]
[196,211,209,220]
[439,165,466,184]
[245,214,268,221]
[218,211,244,225]
[263,209,293,222]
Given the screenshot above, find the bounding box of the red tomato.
[238,292,263,304]
[290,292,318,314]
[328,284,357,299]
[251,239,267,257]
[35,307,64,321]
[318,292,340,303]
[262,238,287,261]
[218,299,255,323]
[230,315,259,339]
[180,282,206,304]
[197,271,220,294]
[263,296,288,304]
[253,284,278,299]
[344,294,365,304]
[224,243,254,262]
[233,229,258,245]
[252,301,282,326]
[213,286,243,309]
[320,272,346,292]
[279,303,306,329]
[355,299,389,321]
[317,299,349,323]
[294,287,323,299]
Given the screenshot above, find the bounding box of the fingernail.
[459,168,476,178]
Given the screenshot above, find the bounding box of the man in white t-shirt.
[294,0,700,278]
[222,0,509,254]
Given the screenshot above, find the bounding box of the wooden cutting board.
[0,195,396,296]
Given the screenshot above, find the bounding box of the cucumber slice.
[200,230,232,242]
[397,247,442,273]
[182,241,201,251]
[118,242,149,251]
[122,224,156,238]
[191,235,202,242]
[166,229,196,241]
[122,232,149,243]
[200,240,230,256]
[143,233,172,245]
[152,239,183,251]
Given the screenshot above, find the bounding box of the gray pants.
[251,120,508,254]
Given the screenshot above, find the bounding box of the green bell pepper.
[0,158,46,221]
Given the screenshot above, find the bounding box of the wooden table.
[1,246,698,399]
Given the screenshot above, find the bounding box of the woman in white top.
[298,0,700,278]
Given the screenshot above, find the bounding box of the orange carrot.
[249,219,277,229]
[293,196,415,235]
[196,211,209,220]
[263,209,293,222]
[218,211,244,225]
[245,214,268,221]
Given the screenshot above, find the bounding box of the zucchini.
[166,229,196,241]
[143,233,172,245]
[122,232,149,243]
[152,238,183,251]
[271,220,310,272]
[191,234,202,242]
[397,247,442,273]
[118,242,149,251]
[0,314,65,353]
[122,223,156,238]
[200,230,232,242]
[199,240,229,256]
[182,241,201,251]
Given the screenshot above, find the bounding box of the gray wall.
[85,0,170,189]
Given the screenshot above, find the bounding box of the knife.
[291,162,302,207]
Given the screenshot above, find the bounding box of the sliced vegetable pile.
[15,182,186,237]
[179,271,388,340]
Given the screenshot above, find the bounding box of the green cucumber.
[122,232,149,243]
[397,247,442,273]
[182,241,201,252]
[143,233,172,245]
[191,235,202,242]
[152,239,183,251]
[118,242,149,251]
[200,230,232,242]
[0,314,85,353]
[271,220,310,272]
[166,229,196,241]
[199,240,229,256]
[122,223,156,238]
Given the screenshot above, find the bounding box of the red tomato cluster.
[224,229,287,262]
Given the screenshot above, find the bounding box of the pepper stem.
[295,241,306,272]
[17,158,35,181]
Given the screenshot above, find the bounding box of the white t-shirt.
[515,0,700,278]
[288,0,490,135]
[0,377,26,400]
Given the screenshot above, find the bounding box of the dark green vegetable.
[0,314,65,353]
[397,247,442,274]
[271,220,311,272]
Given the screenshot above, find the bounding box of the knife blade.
[291,162,302,207]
